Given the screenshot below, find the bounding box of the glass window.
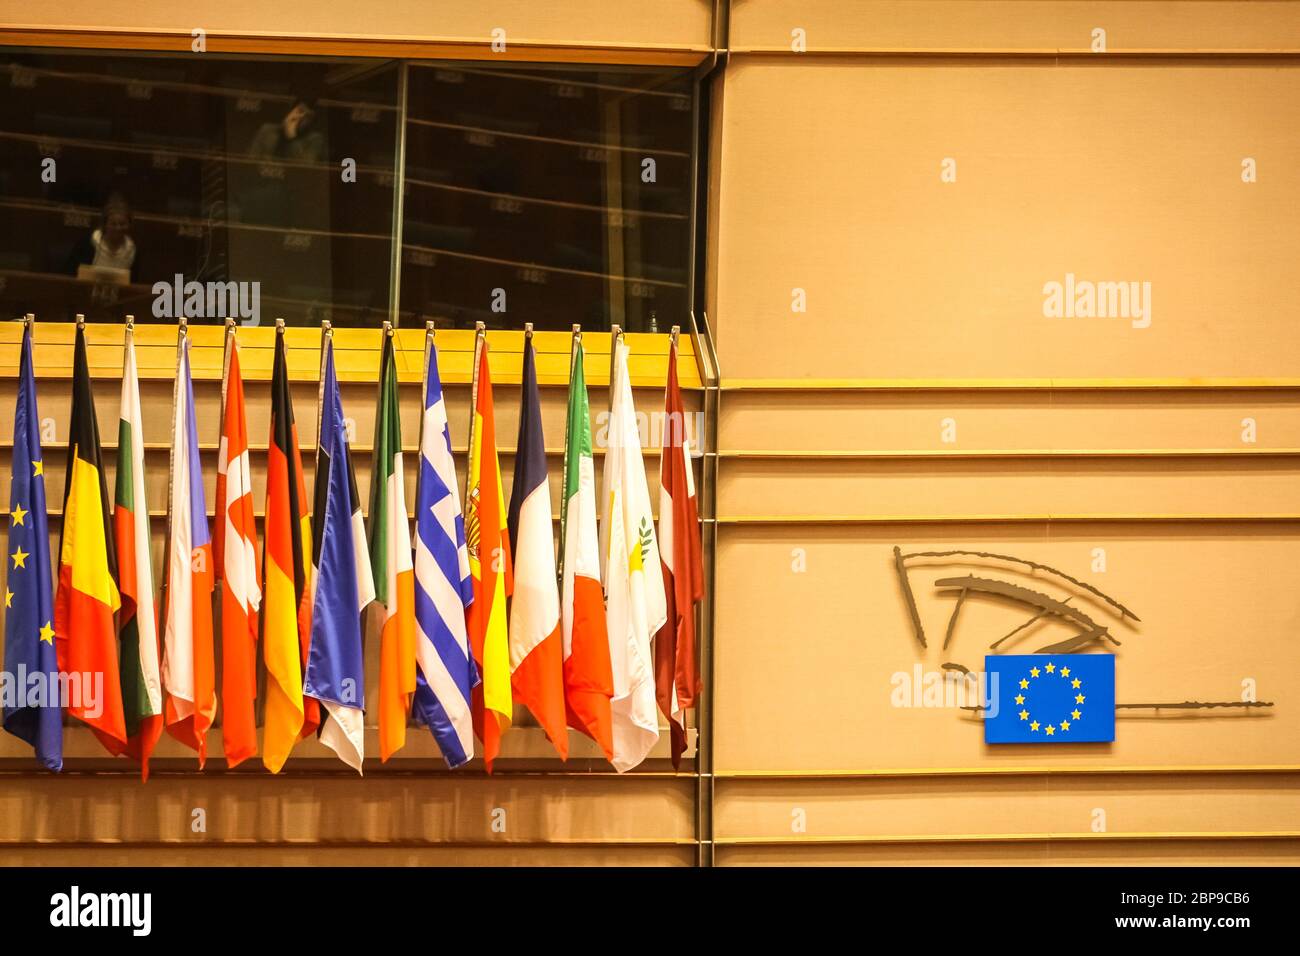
[398,63,694,332]
[0,52,696,331]
[0,51,400,326]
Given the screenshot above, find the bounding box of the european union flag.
[1,323,62,770]
[984,654,1115,744]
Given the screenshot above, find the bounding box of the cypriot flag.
[598,339,666,772]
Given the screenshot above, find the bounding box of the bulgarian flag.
[114,325,163,779]
[214,328,261,768]
[370,327,416,762]
[558,338,614,760]
[655,337,704,769]
[161,329,217,766]
[506,334,568,759]
[262,326,313,774]
[55,324,127,755]
[465,335,513,772]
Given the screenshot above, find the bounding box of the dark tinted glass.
[0,51,400,326]
[0,53,695,332]
[398,63,694,332]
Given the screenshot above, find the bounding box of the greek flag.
[412,339,478,767]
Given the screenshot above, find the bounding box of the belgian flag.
[55,324,127,754]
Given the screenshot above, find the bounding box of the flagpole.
[159,316,186,639]
[557,324,581,583]
[414,320,434,510]
[608,323,622,414]
[465,321,486,508]
[316,319,332,462]
[219,316,235,440]
[377,318,394,444]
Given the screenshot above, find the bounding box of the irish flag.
[114,325,163,779]
[506,334,567,759]
[559,337,614,760]
[465,335,513,772]
[214,327,261,768]
[55,324,127,755]
[161,329,216,766]
[371,327,416,762]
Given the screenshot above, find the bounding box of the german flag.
[55,325,127,754]
[261,326,315,773]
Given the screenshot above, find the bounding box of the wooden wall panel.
[707,4,1300,866]
[716,837,1300,867]
[0,774,694,845]
[712,525,1298,773]
[720,390,1300,454]
[0,1,714,62]
[714,774,1300,840]
[713,58,1300,382]
[729,1,1300,53]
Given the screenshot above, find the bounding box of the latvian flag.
[655,339,704,769]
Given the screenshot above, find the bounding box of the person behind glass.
[249,93,326,164]
[68,194,140,283]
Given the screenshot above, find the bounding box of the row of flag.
[1,321,703,777]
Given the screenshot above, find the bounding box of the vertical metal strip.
[389,61,410,327]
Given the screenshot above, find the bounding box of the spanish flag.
[465,336,512,772]
[262,326,314,773]
[55,324,127,754]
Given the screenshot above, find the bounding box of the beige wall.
[709,1,1300,864]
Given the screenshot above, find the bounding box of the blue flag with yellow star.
[984,654,1115,744]
[2,323,62,771]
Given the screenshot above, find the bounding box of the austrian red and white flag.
[214,330,261,767]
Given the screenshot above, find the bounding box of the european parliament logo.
[984,654,1115,744]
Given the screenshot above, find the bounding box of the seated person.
[67,194,140,283]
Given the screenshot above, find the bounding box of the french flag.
[506,335,568,758]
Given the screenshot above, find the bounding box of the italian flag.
[113,328,163,779]
[558,340,614,760]
[370,330,416,762]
